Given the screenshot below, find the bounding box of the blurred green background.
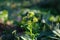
[0,0,60,40]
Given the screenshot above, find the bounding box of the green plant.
[0,10,8,23]
[20,11,40,40]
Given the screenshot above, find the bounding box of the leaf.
[53,29,60,37]
[12,30,16,35]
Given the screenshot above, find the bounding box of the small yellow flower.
[27,21,32,25]
[49,16,55,22]
[33,17,38,22]
[27,12,35,17]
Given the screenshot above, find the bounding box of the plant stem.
[43,24,45,32]
[17,37,20,40]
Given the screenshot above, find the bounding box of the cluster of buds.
[27,12,35,17]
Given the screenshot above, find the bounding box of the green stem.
[30,25,33,37]
[43,24,45,32]
[16,36,20,40]
[30,25,35,40]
